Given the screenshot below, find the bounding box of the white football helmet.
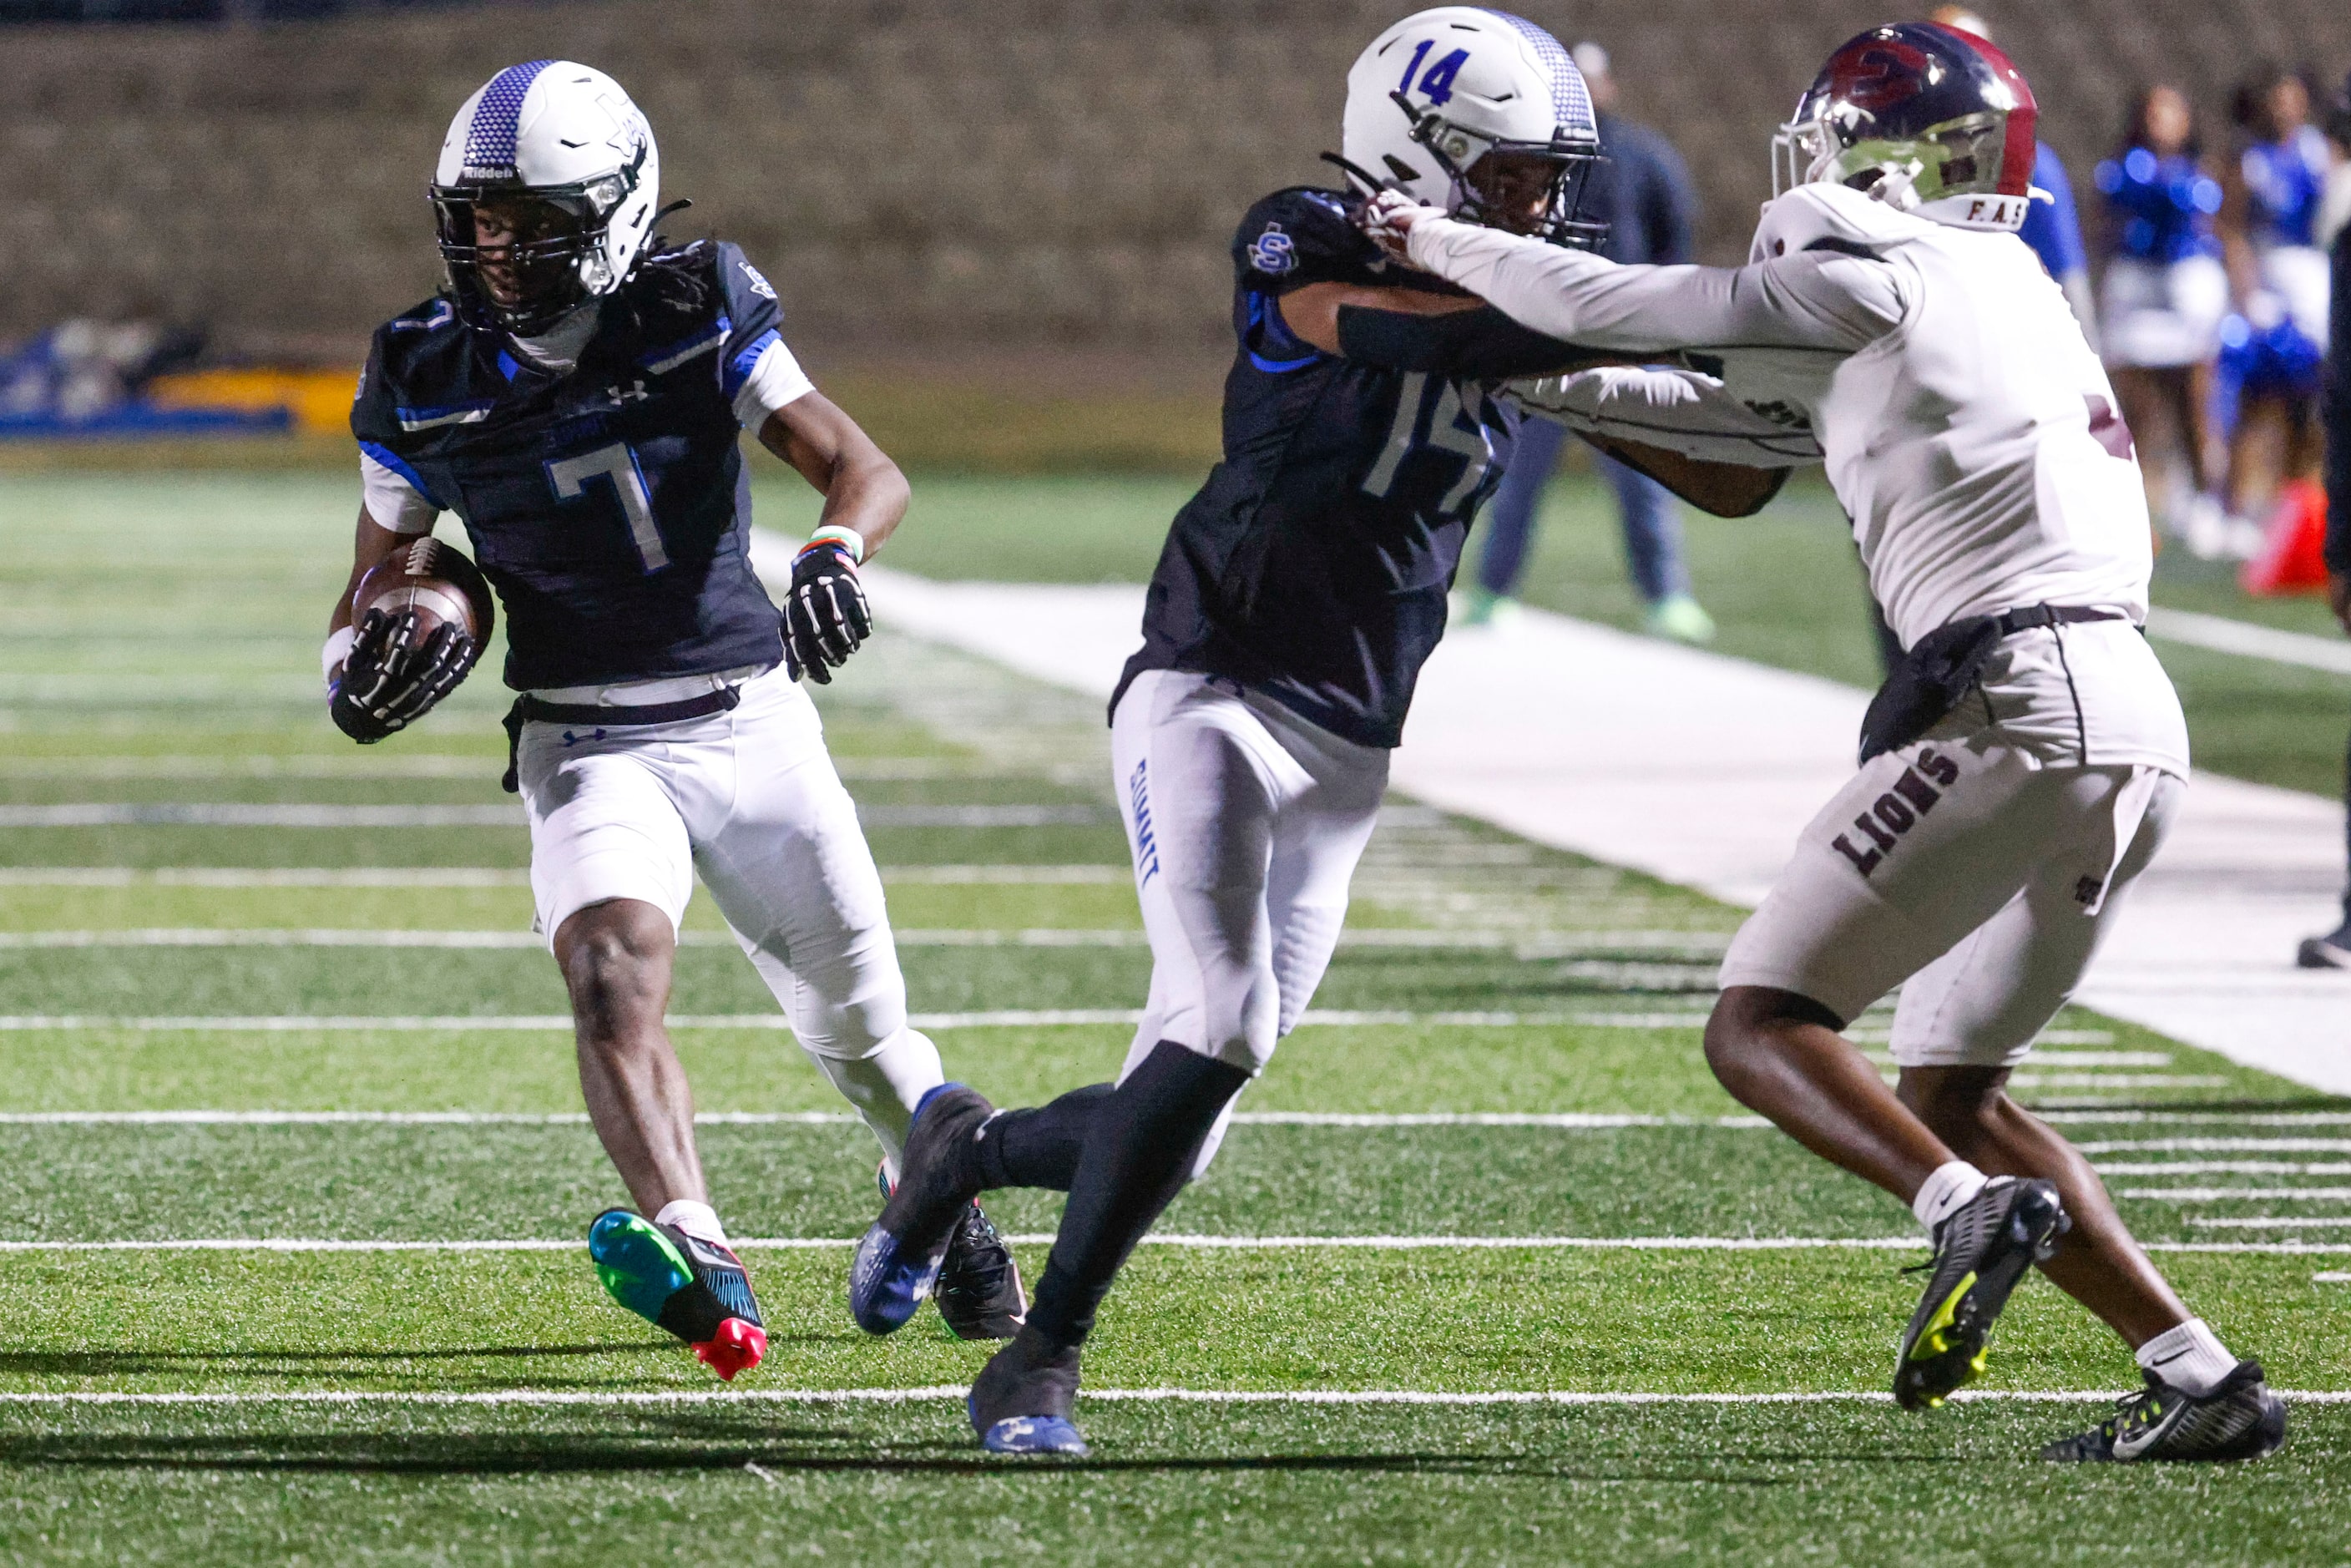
[430,60,663,334]
[1340,8,1606,248]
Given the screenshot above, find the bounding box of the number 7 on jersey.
[546,443,671,573]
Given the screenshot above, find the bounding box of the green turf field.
[0,472,2343,1563]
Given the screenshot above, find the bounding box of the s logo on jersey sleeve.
[738,260,778,301]
[1247,224,1297,276]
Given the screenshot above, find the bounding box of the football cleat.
[1895,1176,2069,1410]
[936,1201,1028,1341]
[849,1084,993,1335]
[2296,917,2351,969]
[587,1208,767,1381]
[969,1326,1089,1456]
[2041,1360,2287,1463]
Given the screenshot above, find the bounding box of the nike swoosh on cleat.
[847,1223,943,1335]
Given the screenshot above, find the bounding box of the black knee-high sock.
[973,1083,1112,1192]
[1024,1040,1249,1350]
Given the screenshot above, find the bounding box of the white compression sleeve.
[1405,215,1905,357]
[732,338,817,428]
[1509,366,1824,467]
[358,451,439,535]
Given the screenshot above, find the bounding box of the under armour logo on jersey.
[1248,224,1297,276]
[739,260,777,301]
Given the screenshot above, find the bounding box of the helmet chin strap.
[1869,159,1929,212]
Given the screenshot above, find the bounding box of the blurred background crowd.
[8,0,2351,959]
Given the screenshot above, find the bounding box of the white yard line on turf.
[833,561,2351,1097]
[0,804,1102,828]
[0,927,1729,953]
[2145,606,2351,675]
[0,1109,2334,1130]
[0,1234,2338,1256]
[0,866,1128,888]
[0,1386,2340,1407]
[2187,1216,2351,1228]
[0,1010,1734,1031]
[2115,1187,2351,1201]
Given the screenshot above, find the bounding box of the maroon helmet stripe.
[1953,28,2041,198]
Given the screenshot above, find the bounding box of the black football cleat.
[1895,1176,2070,1410]
[849,1084,993,1334]
[2297,917,2351,969]
[587,1208,766,1380]
[969,1325,1089,1455]
[936,1201,1027,1341]
[2041,1360,2287,1462]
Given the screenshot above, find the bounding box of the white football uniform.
[1408,182,2189,1065]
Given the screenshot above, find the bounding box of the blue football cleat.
[849,1084,993,1335]
[977,1412,1090,1457]
[968,1324,1087,1455]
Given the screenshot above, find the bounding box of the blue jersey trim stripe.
[723,329,780,398]
[357,441,443,509]
[394,402,498,432]
[461,60,557,175]
[1244,293,1322,373]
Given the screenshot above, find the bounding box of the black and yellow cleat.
[2041,1360,2287,1463]
[1895,1176,2068,1410]
[936,1201,1027,1341]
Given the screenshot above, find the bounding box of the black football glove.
[781,540,872,685]
[328,607,478,744]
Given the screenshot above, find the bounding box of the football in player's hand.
[351,536,495,648]
[331,538,495,743]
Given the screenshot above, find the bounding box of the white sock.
[1911,1160,1990,1234]
[804,1028,945,1173]
[654,1199,727,1248]
[2136,1318,2237,1398]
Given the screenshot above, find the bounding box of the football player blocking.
[323,59,1026,1376]
[1373,21,2286,1461]
[855,9,1770,1459]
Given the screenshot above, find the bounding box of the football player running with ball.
[1370,23,2285,1462]
[326,61,1024,1378]
[847,10,1778,1456]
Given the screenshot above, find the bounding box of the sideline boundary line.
[0,1234,2341,1256]
[0,1110,2343,1129]
[0,1386,2340,1407]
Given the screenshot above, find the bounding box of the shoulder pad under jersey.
[1750,182,1938,265]
[1234,186,1390,293]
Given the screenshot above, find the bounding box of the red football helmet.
[1772,22,2040,231]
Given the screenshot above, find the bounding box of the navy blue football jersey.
[1115,188,1519,749]
[351,240,790,691]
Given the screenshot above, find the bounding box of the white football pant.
[1110,670,1389,1175]
[516,662,943,1168]
[1720,736,2184,1069]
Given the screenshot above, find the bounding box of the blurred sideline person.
[1929,9,2098,348]
[842,9,1781,1458]
[2215,65,2332,546]
[2097,85,2231,553]
[328,61,1025,1378]
[2302,169,2351,968]
[1464,38,1715,645]
[1374,22,2285,1462]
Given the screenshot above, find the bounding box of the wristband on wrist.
[321,625,357,689]
[800,525,865,565]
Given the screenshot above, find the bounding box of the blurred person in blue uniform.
[2097,85,2231,552]
[1463,39,1715,644]
[2302,88,2351,967]
[1931,10,2098,348]
[2215,65,2333,552]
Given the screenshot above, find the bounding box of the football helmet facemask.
[430,59,663,335]
[1340,8,1607,250]
[1773,22,2040,232]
